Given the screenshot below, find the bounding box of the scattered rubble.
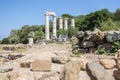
[0,44,119,80]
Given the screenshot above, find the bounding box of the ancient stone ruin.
[45,11,75,40]
[0,42,120,80]
[71,28,120,54]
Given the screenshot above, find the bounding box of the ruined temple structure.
[44,11,75,40]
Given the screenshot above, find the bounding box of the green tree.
[75,15,85,28]
[28,31,35,38]
[9,29,20,44]
[67,26,78,38]
[1,38,9,44]
[99,18,117,31]
[9,35,20,44]
[34,31,44,42]
[0,40,2,44]
[57,29,68,36]
[80,9,111,31]
[114,8,120,21]
[20,25,31,43]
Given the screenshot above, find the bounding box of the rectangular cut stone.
[31,59,51,71]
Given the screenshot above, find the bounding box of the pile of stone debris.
[71,28,120,54]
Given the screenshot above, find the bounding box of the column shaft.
[59,17,63,29]
[64,18,68,30]
[53,16,57,38]
[45,15,49,40]
[71,19,75,29]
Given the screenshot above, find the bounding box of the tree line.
[1,8,120,44]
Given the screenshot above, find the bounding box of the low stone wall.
[71,29,120,54]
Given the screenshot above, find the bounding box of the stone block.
[113,68,120,80]
[86,61,105,80]
[52,57,70,64]
[79,56,88,70]
[99,59,116,69]
[70,37,79,45]
[106,31,120,42]
[31,59,51,71]
[82,41,96,48]
[75,31,85,39]
[86,61,115,80]
[97,43,113,51]
[63,59,81,80]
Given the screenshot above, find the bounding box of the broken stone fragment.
[20,62,31,68]
[0,65,13,73]
[52,57,70,64]
[99,58,116,69]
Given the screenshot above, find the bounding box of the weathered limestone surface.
[87,61,115,80]
[71,36,79,45]
[99,59,116,69]
[63,59,81,80]
[106,31,120,42]
[31,59,52,71]
[87,61,105,80]
[79,71,91,80]
[79,56,88,70]
[114,49,120,80]
[0,65,13,73]
[75,31,85,39]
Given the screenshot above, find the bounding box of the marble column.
[71,19,75,29]
[59,17,63,29]
[64,18,68,30]
[53,16,57,38]
[45,14,49,40]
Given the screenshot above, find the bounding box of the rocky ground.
[0,43,119,80]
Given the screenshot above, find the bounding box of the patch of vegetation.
[96,41,120,55]
[97,47,106,54]
[111,41,120,53]
[99,18,118,31]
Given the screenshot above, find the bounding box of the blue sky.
[0,0,120,40]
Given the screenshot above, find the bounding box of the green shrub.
[97,48,106,54]
[112,41,120,53]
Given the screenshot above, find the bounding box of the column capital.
[59,17,62,19]
[52,15,56,17]
[64,18,68,20]
[71,18,75,20]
